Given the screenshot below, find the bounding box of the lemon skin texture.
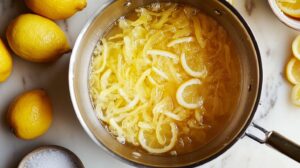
[0,38,13,82]
[25,0,87,20]
[6,14,70,63]
[7,89,53,140]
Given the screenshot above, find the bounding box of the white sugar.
[23,149,80,168]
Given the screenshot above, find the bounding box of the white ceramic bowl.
[18,145,84,168]
[268,0,300,30]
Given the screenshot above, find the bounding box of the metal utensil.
[246,123,300,162]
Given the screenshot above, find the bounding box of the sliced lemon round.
[180,53,207,78]
[291,84,300,106]
[286,57,300,85]
[138,122,178,154]
[277,0,300,18]
[176,78,203,109]
[292,35,300,60]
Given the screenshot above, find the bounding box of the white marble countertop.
[1,0,300,167]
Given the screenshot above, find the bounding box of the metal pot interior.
[69,0,262,167]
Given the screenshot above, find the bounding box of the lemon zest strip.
[162,111,182,121]
[152,67,169,80]
[95,39,108,73]
[192,16,205,48]
[138,122,153,130]
[114,96,139,114]
[167,37,194,47]
[147,49,178,60]
[101,69,112,90]
[118,88,131,103]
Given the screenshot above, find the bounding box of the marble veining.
[265,48,271,57]
[21,76,26,88]
[256,76,280,120]
[245,0,255,16]
[58,20,70,36]
[0,0,300,168]
[219,154,232,168]
[63,20,69,33]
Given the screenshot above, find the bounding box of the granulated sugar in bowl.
[18,146,84,168]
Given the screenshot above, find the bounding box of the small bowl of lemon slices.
[269,0,300,30]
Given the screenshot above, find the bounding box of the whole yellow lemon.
[7,89,53,140]
[25,0,87,20]
[6,14,70,63]
[0,38,13,82]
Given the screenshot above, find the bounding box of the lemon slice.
[292,84,300,106]
[176,78,203,109]
[147,49,178,60]
[292,35,300,60]
[277,0,300,18]
[181,53,207,78]
[286,58,300,84]
[138,122,178,154]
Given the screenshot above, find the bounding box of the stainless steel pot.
[68,0,300,167]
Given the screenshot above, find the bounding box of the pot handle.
[246,123,300,163]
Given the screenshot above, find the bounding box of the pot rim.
[68,0,263,167]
